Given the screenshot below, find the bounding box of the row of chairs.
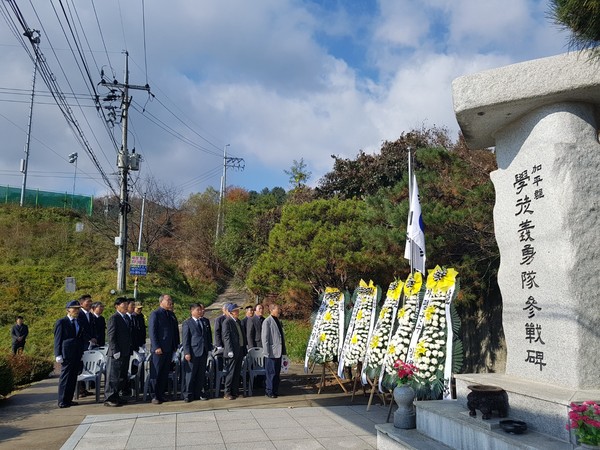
[76,346,267,403]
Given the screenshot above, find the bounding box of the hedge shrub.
[9,354,54,386]
[0,354,14,396]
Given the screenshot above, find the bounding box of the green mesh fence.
[1,186,93,215]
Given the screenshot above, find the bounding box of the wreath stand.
[317,362,348,394]
[349,362,371,402]
[363,372,388,411]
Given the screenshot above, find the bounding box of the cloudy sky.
[0,0,569,200]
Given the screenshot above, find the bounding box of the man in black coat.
[11,316,29,354]
[240,305,254,346]
[246,304,265,348]
[104,297,133,407]
[181,303,212,402]
[133,302,147,350]
[222,303,247,400]
[54,300,85,408]
[148,294,179,404]
[92,302,106,347]
[77,294,97,348]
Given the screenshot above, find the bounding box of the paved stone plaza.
[0,374,389,450]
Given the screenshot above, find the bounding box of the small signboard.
[130,251,148,276]
[65,277,76,293]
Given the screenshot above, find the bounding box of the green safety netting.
[1,186,93,215]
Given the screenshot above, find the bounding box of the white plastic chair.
[76,350,105,403]
[127,351,145,400]
[245,347,266,397]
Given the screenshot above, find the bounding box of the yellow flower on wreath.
[357,310,364,320]
[387,280,403,300]
[351,334,358,344]
[379,307,389,320]
[426,265,458,293]
[397,307,406,320]
[415,340,427,358]
[387,344,396,354]
[424,305,436,322]
[404,271,423,296]
[370,335,380,349]
[319,333,327,342]
[324,311,332,322]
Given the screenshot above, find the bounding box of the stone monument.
[377,51,600,449]
[453,50,600,443]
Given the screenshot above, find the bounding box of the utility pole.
[20,30,40,207]
[100,51,149,293]
[215,145,245,240]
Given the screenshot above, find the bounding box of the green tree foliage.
[246,197,392,315]
[284,158,312,189]
[550,0,600,56]
[216,187,287,283]
[316,126,453,199]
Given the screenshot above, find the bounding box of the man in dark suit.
[104,297,133,407]
[181,303,212,402]
[240,305,254,346]
[11,316,29,355]
[54,300,85,408]
[246,304,265,348]
[78,294,97,348]
[148,294,179,404]
[222,303,247,400]
[92,302,106,347]
[261,303,287,398]
[133,302,147,350]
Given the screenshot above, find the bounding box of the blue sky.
[0,0,570,200]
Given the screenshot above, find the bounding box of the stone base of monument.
[376,399,571,450]
[455,373,600,443]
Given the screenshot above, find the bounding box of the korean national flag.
[404,174,426,274]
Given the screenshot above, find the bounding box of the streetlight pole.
[69,152,78,206]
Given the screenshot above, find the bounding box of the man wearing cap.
[54,300,86,408]
[222,303,247,400]
[261,303,287,398]
[148,294,180,404]
[182,303,212,402]
[104,297,133,407]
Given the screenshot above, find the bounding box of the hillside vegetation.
[0,205,216,357]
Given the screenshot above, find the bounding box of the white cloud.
[0,0,571,199]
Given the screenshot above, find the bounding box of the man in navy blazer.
[148,294,179,404]
[54,300,85,408]
[181,303,212,402]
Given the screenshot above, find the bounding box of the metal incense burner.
[466,384,509,420]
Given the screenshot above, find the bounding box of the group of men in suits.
[54,293,287,408]
[212,302,286,400]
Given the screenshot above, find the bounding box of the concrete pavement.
[0,369,392,450]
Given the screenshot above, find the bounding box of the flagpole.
[407,146,414,274]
